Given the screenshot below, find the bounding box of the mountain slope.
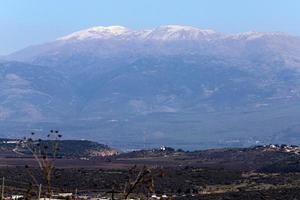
[0,61,74,121]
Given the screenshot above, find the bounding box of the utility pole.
[1,177,4,200]
[38,184,42,200]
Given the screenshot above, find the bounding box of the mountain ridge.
[56,25,219,41]
[55,25,296,42]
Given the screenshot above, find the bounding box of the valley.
[1,143,300,199]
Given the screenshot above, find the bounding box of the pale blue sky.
[0,0,299,55]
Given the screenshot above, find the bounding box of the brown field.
[1,146,300,199]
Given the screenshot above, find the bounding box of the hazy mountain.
[2,25,300,149]
[0,61,75,121]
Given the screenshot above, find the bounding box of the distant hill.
[116,144,300,173]
[0,138,118,158]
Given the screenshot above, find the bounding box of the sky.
[0,0,299,55]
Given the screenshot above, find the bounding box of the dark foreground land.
[1,144,300,199]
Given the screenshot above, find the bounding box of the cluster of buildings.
[258,144,300,154]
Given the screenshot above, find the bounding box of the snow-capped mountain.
[8,25,300,70]
[3,25,300,148]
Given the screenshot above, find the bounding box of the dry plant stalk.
[123,165,159,199]
[16,130,62,198]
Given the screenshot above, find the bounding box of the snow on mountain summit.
[57,25,219,41]
[227,31,289,41]
[145,25,219,40]
[58,26,131,40]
